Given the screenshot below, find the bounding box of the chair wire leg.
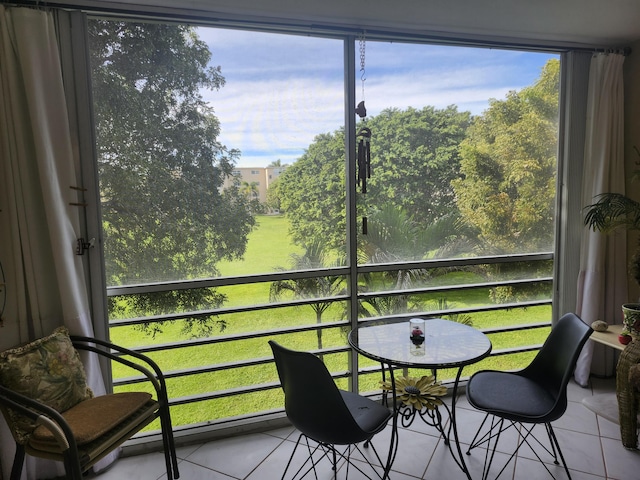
[465,413,507,480]
[545,423,560,464]
[515,423,571,480]
[482,416,506,480]
[281,435,388,480]
[332,442,387,480]
[286,435,334,480]
[466,412,492,454]
[469,415,524,480]
[547,423,572,479]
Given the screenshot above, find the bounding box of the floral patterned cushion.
[0,326,93,444]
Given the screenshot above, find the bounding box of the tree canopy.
[89,20,255,286]
[277,130,348,253]
[365,105,472,226]
[453,59,560,254]
[277,105,472,256]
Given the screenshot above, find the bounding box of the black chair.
[269,341,393,479]
[465,312,592,480]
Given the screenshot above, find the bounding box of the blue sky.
[196,27,558,168]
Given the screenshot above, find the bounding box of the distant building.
[222,166,288,204]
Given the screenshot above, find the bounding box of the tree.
[241,181,260,200]
[278,106,472,255]
[89,21,257,336]
[452,59,560,254]
[365,106,472,225]
[241,181,264,214]
[278,130,347,252]
[89,20,256,287]
[269,241,344,355]
[265,178,283,212]
[268,159,288,167]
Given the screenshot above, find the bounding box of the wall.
[624,41,640,303]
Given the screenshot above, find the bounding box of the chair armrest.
[0,384,77,452]
[70,336,168,400]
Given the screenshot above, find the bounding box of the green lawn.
[110,214,552,428]
[217,214,304,277]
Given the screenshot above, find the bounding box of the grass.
[217,215,304,277]
[110,214,552,428]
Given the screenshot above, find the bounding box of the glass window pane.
[356,42,560,263]
[89,21,345,286]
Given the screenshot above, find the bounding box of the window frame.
[60,9,586,436]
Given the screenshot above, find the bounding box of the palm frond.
[584,193,640,233]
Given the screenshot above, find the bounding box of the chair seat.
[28,392,156,456]
[467,371,557,422]
[339,390,391,435]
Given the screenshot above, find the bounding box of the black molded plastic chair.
[269,341,392,479]
[465,312,592,479]
[0,332,179,480]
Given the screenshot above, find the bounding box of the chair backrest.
[521,312,593,420]
[269,341,366,445]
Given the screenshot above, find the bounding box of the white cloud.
[195,26,556,167]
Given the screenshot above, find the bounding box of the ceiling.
[74,0,640,48]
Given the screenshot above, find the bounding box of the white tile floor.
[92,377,640,480]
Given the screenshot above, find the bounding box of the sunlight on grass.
[217,214,304,277]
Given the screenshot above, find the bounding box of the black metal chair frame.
[269,340,393,479]
[284,432,389,480]
[465,312,593,480]
[0,335,180,480]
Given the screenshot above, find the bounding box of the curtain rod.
[1,0,632,55]
[593,47,632,56]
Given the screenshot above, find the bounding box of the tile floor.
[92,377,640,480]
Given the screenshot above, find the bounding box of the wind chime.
[356,32,371,234]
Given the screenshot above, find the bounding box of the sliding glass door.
[87,17,560,430]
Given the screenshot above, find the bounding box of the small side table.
[583,324,640,449]
[590,323,625,351]
[583,324,625,424]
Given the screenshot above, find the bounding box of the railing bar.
[110,304,552,355]
[489,345,544,356]
[109,294,552,327]
[109,295,350,327]
[107,267,351,296]
[161,344,544,406]
[357,277,553,300]
[355,300,552,325]
[481,322,552,335]
[114,346,352,385]
[111,321,351,355]
[115,324,548,386]
[166,371,352,406]
[107,252,554,296]
[357,252,554,273]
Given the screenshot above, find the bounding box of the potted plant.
[584,146,640,338]
[584,147,640,449]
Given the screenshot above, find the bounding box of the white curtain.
[574,52,627,386]
[0,6,114,479]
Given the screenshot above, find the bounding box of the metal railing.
[107,252,554,431]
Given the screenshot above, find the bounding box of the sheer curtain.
[0,6,112,479]
[574,52,627,386]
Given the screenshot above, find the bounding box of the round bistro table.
[349,317,492,479]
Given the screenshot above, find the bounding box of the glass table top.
[349,318,492,368]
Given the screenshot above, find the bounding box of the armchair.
[0,327,179,480]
